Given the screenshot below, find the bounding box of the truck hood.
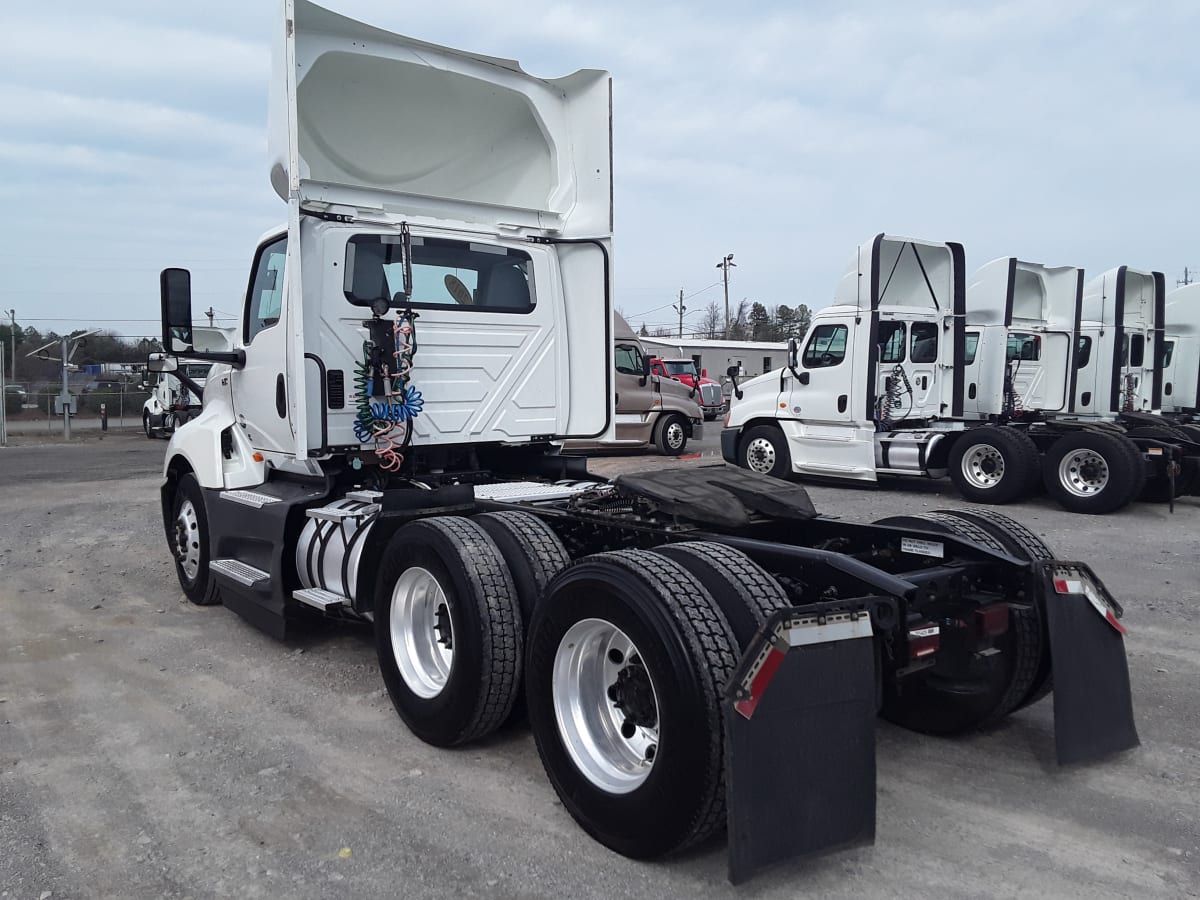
[269,0,612,235]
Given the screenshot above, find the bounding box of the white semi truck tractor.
[723,235,1188,513]
[148,2,1138,882]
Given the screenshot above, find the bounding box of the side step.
[292,587,349,612]
[219,489,282,509]
[210,558,270,589]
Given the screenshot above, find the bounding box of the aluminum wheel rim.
[961,443,1005,489]
[665,421,685,450]
[174,499,202,581]
[745,437,776,474]
[390,567,455,699]
[552,618,659,794]
[1058,449,1109,497]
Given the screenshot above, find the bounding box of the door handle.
[275,374,286,418]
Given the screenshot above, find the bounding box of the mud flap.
[1039,561,1139,765]
[724,607,877,884]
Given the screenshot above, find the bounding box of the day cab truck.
[723,235,1190,513]
[565,314,702,455]
[147,2,1137,882]
[649,356,727,420]
[1157,283,1200,455]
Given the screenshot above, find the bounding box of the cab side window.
[615,345,643,375]
[803,324,848,368]
[1075,336,1093,368]
[246,236,287,343]
[910,322,938,363]
[964,332,980,365]
[878,321,905,363]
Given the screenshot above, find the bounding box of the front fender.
[161,392,266,490]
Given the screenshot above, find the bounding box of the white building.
[640,336,788,379]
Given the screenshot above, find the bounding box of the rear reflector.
[908,624,940,660]
[1054,573,1128,636]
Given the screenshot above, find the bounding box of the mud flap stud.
[724,606,878,884]
[1041,561,1139,766]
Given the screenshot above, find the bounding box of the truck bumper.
[720,427,740,463]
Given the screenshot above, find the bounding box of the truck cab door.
[782,320,876,479]
[230,235,295,455]
[614,343,654,442]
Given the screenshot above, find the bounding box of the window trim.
[342,234,537,315]
[243,234,288,344]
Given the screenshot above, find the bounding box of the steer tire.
[932,508,1055,710]
[874,512,1042,734]
[655,413,689,456]
[526,549,737,859]
[170,473,221,606]
[1041,431,1140,514]
[143,411,154,439]
[738,424,791,479]
[374,516,522,748]
[947,426,1040,504]
[651,541,790,650]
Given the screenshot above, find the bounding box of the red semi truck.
[649,356,727,420]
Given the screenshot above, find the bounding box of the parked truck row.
[723,234,1200,514]
[147,0,1137,882]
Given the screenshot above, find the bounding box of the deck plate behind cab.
[614,464,817,528]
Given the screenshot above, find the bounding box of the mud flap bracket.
[724,605,878,884]
[1039,561,1139,765]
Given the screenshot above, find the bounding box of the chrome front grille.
[701,383,723,406]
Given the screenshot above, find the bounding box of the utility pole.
[673,288,686,339]
[206,306,215,326]
[6,309,15,384]
[1180,268,1194,287]
[715,253,736,338]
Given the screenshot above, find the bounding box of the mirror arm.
[173,371,206,402]
[180,349,246,368]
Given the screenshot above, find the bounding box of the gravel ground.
[1,434,1198,899]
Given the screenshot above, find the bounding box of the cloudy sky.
[2,0,1197,340]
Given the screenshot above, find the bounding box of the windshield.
[664,361,697,377]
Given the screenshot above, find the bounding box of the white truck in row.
[723,234,1198,514]
[146,1,1137,882]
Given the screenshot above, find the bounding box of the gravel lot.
[2,433,1198,899]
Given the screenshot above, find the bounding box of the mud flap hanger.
[723,600,890,885]
[1037,560,1139,766]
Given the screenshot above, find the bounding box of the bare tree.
[700,301,722,339]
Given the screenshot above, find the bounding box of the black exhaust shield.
[723,607,877,884]
[1037,561,1139,765]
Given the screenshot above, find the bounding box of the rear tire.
[651,541,789,649]
[1041,431,1140,514]
[143,412,153,439]
[737,425,791,479]
[474,511,571,622]
[374,516,522,747]
[655,413,689,456]
[873,512,1043,734]
[930,509,1054,710]
[526,550,737,858]
[947,427,1039,504]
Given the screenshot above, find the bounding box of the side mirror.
[160,267,195,354]
[639,354,651,387]
[787,337,799,370]
[701,368,707,378]
[725,364,743,401]
[146,353,178,374]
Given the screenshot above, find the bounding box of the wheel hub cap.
[1059,449,1109,497]
[552,619,660,794]
[390,566,455,699]
[962,443,1005,489]
[174,499,201,581]
[666,422,684,449]
[746,437,776,474]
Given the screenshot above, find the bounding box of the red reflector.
[908,624,940,660]
[1053,578,1082,594]
[734,647,786,719]
[1105,609,1128,637]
